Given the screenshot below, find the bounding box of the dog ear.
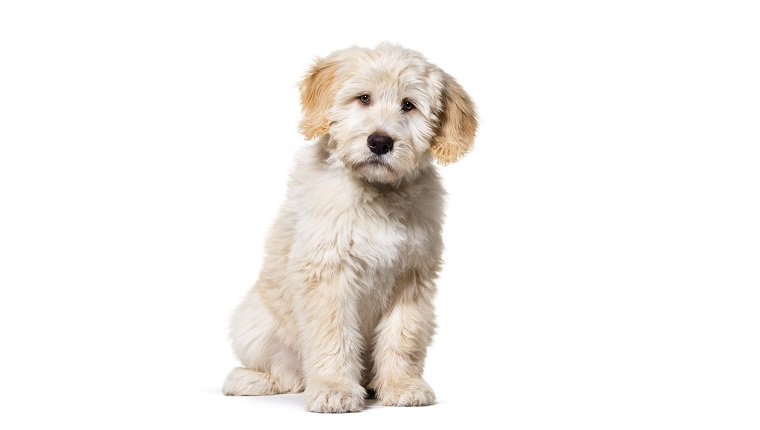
[298,58,341,140]
[430,73,478,164]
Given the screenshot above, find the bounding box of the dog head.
[298,43,477,185]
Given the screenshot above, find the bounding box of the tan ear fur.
[430,73,478,164]
[298,58,341,140]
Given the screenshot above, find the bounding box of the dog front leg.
[371,269,437,406]
[297,267,366,413]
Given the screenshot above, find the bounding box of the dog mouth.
[354,157,395,172]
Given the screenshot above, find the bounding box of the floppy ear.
[430,73,478,164]
[298,58,341,140]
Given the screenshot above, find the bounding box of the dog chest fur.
[286,144,445,287]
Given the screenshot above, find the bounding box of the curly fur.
[223,43,478,413]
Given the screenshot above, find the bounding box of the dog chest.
[291,190,437,273]
[347,203,412,269]
[287,155,445,280]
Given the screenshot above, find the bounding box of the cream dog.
[223,43,477,413]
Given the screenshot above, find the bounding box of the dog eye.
[358,94,371,105]
[401,100,416,112]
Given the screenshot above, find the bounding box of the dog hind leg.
[223,282,303,395]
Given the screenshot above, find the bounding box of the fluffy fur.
[222,43,477,413]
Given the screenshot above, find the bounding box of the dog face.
[299,43,477,184]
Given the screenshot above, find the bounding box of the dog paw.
[304,384,366,413]
[222,368,279,396]
[376,378,436,407]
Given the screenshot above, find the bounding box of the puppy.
[222,43,477,413]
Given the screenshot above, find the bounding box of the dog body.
[223,43,477,413]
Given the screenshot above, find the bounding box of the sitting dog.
[222,43,477,413]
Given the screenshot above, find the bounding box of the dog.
[222,43,477,413]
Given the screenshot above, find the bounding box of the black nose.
[367,133,394,155]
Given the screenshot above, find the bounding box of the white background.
[1,1,758,428]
